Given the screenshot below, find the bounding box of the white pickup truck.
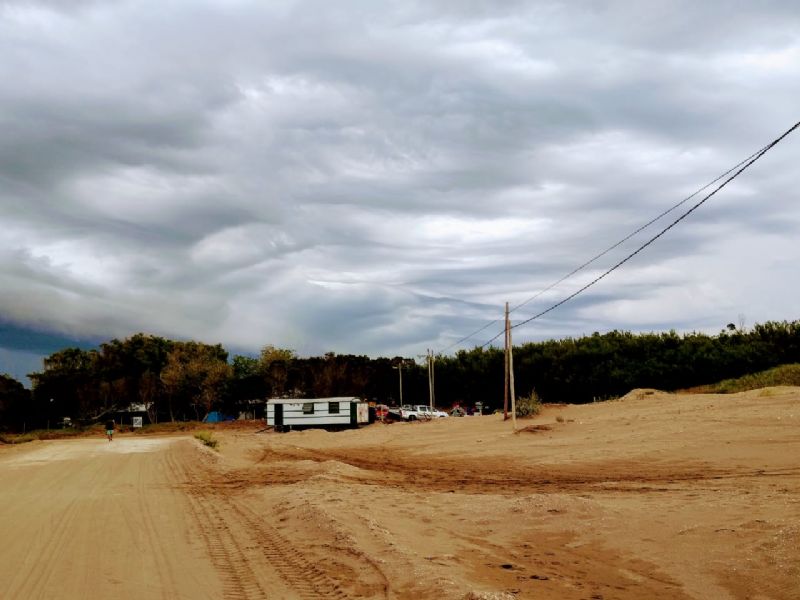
[395,405,449,420]
[421,405,449,418]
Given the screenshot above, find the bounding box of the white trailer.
[266,397,369,432]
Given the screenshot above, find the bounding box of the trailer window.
[328,402,340,414]
[302,402,314,414]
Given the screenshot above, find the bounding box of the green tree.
[259,345,296,397]
[29,347,99,423]
[160,342,231,421]
[96,334,173,418]
[0,374,31,430]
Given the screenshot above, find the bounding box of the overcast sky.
[1,0,799,383]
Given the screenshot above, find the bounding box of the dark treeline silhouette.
[1,320,799,431]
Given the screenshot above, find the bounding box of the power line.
[480,327,506,349]
[439,318,501,353]
[444,119,798,352]
[507,144,770,315]
[510,119,800,333]
[440,139,772,354]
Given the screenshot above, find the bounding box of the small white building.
[266,397,369,432]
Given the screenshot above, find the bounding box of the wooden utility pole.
[393,362,404,405]
[509,316,517,431]
[431,351,436,409]
[504,302,509,420]
[427,349,435,410]
[399,362,403,405]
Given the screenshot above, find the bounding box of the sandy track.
[0,435,387,600]
[0,437,222,600]
[1,387,798,599]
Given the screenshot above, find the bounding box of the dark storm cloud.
[0,0,799,383]
[0,320,101,384]
[0,321,99,354]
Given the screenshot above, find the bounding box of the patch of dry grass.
[685,364,800,394]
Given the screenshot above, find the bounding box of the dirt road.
[0,437,224,599]
[1,387,799,599]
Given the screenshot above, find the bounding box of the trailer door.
[274,403,283,427]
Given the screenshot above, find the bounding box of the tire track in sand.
[166,446,267,600]
[226,499,351,600]
[169,441,365,599]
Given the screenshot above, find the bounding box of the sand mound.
[618,388,665,402]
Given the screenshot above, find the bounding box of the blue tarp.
[203,411,234,423]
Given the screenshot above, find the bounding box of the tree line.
[1,320,799,431]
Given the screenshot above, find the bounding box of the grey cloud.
[0,0,798,367]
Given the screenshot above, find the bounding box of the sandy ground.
[1,388,798,599]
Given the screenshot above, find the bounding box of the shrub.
[194,430,219,450]
[0,432,37,444]
[516,390,542,418]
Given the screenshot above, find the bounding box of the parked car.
[391,405,450,421]
[414,405,438,420]
[395,405,425,421]
[411,405,448,419]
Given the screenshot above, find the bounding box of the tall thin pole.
[509,318,517,430]
[504,302,509,421]
[399,362,403,405]
[431,352,435,408]
[428,349,434,410]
